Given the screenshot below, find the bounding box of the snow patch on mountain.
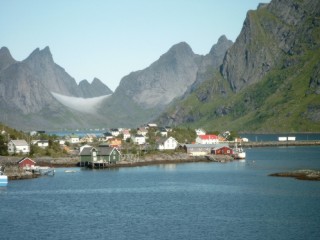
[51,92,111,114]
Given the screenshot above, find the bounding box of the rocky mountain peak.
[0,47,16,71]
[168,42,194,55]
[26,46,54,64]
[209,35,233,57]
[78,78,112,98]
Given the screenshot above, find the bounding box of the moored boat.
[0,168,8,187]
[233,145,246,159]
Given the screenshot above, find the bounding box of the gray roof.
[11,140,28,146]
[183,143,229,149]
[80,146,120,156]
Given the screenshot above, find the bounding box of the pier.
[26,166,55,176]
[238,140,320,148]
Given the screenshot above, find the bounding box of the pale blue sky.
[1,0,270,91]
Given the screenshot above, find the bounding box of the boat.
[64,170,77,173]
[233,144,246,159]
[0,167,8,187]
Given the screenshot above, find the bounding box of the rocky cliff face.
[79,78,113,98]
[221,0,320,92]
[114,42,201,108]
[187,35,233,93]
[0,47,16,72]
[157,0,320,132]
[0,47,112,115]
[98,36,232,127]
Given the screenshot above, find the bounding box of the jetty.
[237,140,320,148]
[27,166,55,176]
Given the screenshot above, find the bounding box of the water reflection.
[158,164,177,171]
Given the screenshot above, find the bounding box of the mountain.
[157,0,320,132]
[0,47,112,130]
[0,47,16,72]
[98,37,233,127]
[79,78,113,98]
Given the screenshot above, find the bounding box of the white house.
[110,128,120,137]
[159,127,168,137]
[147,123,158,128]
[137,127,148,136]
[67,134,80,144]
[157,137,178,150]
[195,134,219,144]
[32,140,49,148]
[131,134,146,145]
[122,129,131,140]
[8,140,30,155]
[195,128,206,136]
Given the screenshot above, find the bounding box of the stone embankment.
[116,153,233,168]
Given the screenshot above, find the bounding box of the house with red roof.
[195,134,219,144]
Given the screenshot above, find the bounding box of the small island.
[269,169,320,181]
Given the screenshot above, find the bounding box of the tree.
[0,134,8,155]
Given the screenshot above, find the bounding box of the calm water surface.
[1,146,320,240]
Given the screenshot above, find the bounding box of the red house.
[211,146,233,155]
[18,157,36,169]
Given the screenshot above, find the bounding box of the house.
[137,127,148,136]
[131,134,146,145]
[157,137,179,150]
[103,132,114,141]
[158,127,168,137]
[67,134,80,144]
[195,134,219,144]
[183,144,217,156]
[147,123,158,128]
[55,139,66,145]
[110,128,120,137]
[32,140,49,148]
[79,145,121,166]
[18,157,36,169]
[122,129,131,141]
[8,140,30,155]
[211,144,233,155]
[165,126,172,132]
[80,134,96,143]
[79,144,92,153]
[195,128,206,136]
[107,138,122,148]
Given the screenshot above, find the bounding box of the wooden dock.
[27,166,55,176]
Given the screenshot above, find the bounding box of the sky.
[1,0,270,91]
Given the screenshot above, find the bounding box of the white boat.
[64,170,77,173]
[0,169,8,187]
[233,145,246,159]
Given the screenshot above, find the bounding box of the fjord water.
[1,146,320,240]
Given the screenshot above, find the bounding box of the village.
[1,124,248,181]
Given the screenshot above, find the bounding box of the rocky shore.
[1,153,234,180]
[269,169,320,181]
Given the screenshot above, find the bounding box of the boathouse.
[211,145,233,155]
[79,144,121,168]
[18,157,36,169]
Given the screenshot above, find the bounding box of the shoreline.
[3,154,233,180]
